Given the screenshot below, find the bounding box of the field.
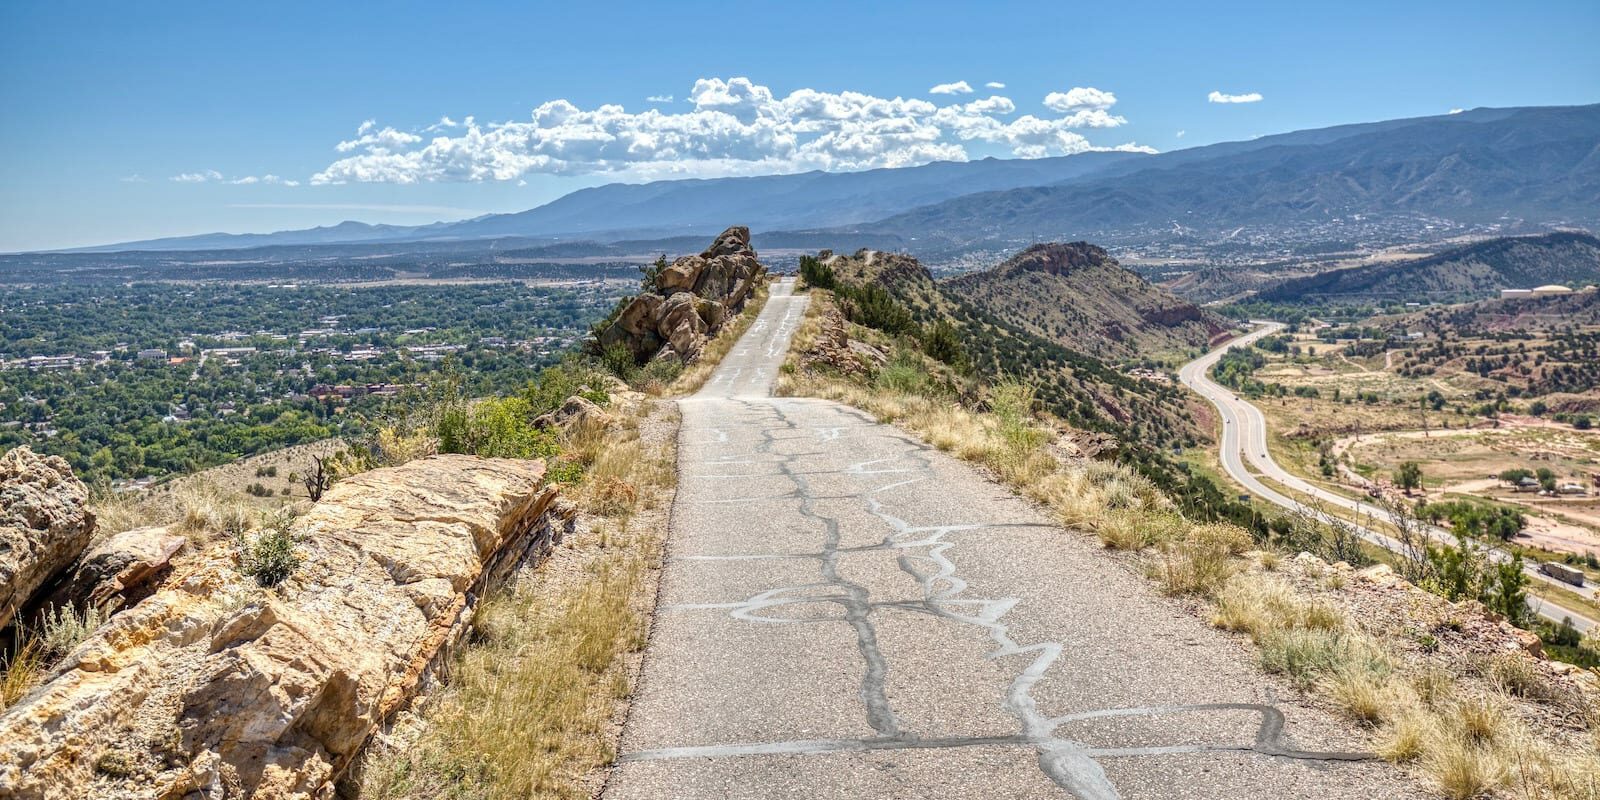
[1232,325,1600,558]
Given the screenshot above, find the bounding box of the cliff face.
[0,446,93,631]
[597,225,766,365]
[0,454,573,800]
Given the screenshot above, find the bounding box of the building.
[136,348,167,360]
[1532,284,1574,297]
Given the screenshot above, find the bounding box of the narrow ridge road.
[605,281,1415,799]
[1179,322,1597,633]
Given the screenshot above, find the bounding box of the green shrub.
[634,355,683,389]
[546,459,586,484]
[874,348,931,396]
[238,520,302,588]
[38,603,107,658]
[436,396,557,460]
[798,254,836,291]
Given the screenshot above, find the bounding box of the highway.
[1179,322,1598,633]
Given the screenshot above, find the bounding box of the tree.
[1528,400,1548,417]
[1395,461,1424,493]
[798,255,836,291]
[301,454,333,502]
[639,254,669,293]
[1499,467,1534,485]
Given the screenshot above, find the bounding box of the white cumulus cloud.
[985,81,1006,89]
[1175,130,1186,138]
[646,94,674,103]
[929,80,974,95]
[170,169,223,183]
[1043,87,1117,112]
[311,77,1150,185]
[1208,90,1263,104]
[1448,108,1464,114]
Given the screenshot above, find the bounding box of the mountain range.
[1254,231,1600,304]
[59,103,1600,255]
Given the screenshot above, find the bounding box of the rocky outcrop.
[597,226,766,365]
[43,526,186,613]
[533,395,611,432]
[0,446,93,631]
[0,454,574,800]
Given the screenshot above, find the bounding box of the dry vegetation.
[355,404,678,800]
[778,290,1600,799]
[354,280,766,799]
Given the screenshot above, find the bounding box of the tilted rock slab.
[0,446,93,631]
[0,454,571,800]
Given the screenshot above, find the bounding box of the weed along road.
[604,280,1412,799]
[1180,322,1598,633]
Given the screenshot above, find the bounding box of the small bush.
[1150,537,1235,597]
[436,397,557,460]
[238,520,302,588]
[39,603,107,659]
[546,459,586,484]
[634,356,683,393]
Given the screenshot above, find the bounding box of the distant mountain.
[57,104,1600,256]
[944,243,1228,359]
[851,105,1600,245]
[64,152,1143,253]
[1255,232,1600,304]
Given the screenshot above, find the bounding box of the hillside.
[945,242,1228,359]
[1255,232,1600,304]
[1389,284,1600,332]
[852,104,1600,246]
[819,247,1211,451]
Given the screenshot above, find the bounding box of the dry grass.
[360,537,655,800]
[0,635,45,712]
[358,400,676,800]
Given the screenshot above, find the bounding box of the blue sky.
[1,0,1596,251]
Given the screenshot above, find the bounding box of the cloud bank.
[1208,90,1263,104]
[311,77,1154,184]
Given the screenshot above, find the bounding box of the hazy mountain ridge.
[62,152,1143,253]
[1255,231,1600,303]
[49,104,1599,257]
[854,105,1600,246]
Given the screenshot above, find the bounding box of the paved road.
[1178,322,1597,632]
[606,281,1412,799]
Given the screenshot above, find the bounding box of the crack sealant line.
[749,398,904,738]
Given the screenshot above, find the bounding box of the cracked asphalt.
[605,279,1419,799]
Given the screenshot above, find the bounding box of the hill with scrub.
[945,242,1228,360]
[1255,232,1600,305]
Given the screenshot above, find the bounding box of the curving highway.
[1179,322,1597,632]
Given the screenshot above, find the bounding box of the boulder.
[593,226,766,367]
[616,294,663,336]
[657,256,707,295]
[0,454,574,800]
[0,446,93,631]
[703,225,751,258]
[654,292,701,339]
[533,395,611,432]
[43,526,186,613]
